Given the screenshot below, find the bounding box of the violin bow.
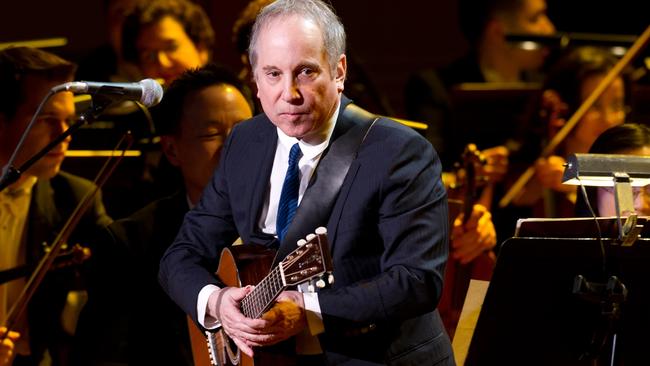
[499,25,650,208]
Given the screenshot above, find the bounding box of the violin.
[533,90,577,218]
[440,144,496,339]
[0,243,91,285]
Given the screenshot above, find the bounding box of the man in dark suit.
[0,47,111,366]
[72,64,253,366]
[159,0,454,365]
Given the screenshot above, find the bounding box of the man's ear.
[160,135,181,167]
[335,54,347,93]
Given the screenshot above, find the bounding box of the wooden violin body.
[440,145,495,339]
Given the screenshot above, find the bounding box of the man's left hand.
[251,291,307,346]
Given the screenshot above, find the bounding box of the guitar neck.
[240,265,285,318]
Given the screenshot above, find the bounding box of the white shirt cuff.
[303,292,325,335]
[197,284,221,329]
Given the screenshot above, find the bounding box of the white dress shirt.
[0,176,37,355]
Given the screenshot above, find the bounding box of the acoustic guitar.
[188,227,333,366]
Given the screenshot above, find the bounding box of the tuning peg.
[328,274,335,285]
[297,239,307,246]
[315,227,327,235]
[306,233,316,241]
[316,279,326,288]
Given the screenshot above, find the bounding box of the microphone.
[53,78,164,107]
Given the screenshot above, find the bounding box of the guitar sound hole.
[225,334,241,364]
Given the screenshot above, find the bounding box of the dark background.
[1,0,647,117]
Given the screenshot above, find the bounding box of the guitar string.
[239,239,320,318]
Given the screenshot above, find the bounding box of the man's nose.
[53,119,72,143]
[536,15,555,35]
[281,78,301,102]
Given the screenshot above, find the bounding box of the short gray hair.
[248,0,346,76]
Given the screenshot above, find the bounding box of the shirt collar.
[0,176,37,199]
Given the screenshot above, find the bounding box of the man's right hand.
[0,327,20,366]
[206,286,276,357]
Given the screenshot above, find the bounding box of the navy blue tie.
[276,143,302,243]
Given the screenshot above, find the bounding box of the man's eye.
[267,71,280,78]
[300,68,315,76]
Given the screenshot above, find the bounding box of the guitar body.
[189,244,284,366]
[189,230,333,366]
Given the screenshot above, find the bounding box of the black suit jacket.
[15,171,111,366]
[159,97,454,365]
[73,191,194,366]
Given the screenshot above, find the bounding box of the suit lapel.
[274,97,373,264]
[244,117,278,240]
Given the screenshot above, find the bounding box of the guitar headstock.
[281,227,334,289]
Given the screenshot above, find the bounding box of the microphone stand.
[573,275,628,366]
[0,94,113,191]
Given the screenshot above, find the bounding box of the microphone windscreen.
[140,79,164,107]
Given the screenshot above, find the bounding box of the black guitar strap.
[272,103,378,266]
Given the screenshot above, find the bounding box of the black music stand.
[465,217,650,366]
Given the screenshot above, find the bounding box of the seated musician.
[0,47,111,366]
[575,123,650,217]
[71,64,252,365]
[514,46,629,217]
[405,0,555,165]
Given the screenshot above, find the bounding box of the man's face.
[163,84,252,199]
[136,16,209,86]
[0,76,74,181]
[253,15,345,143]
[504,0,556,70]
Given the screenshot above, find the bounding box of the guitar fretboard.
[240,265,285,318]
